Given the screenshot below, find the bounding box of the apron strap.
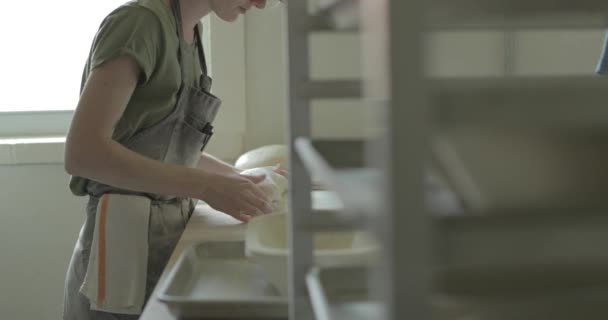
[194,25,209,77]
[170,0,211,88]
[170,0,185,71]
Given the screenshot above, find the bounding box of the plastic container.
[245,213,377,296]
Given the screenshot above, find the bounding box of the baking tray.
[157,241,287,319]
[306,266,383,320]
[306,266,608,320]
[306,266,479,320]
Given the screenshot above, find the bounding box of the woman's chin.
[217,12,240,22]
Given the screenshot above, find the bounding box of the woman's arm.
[197,153,241,174]
[198,152,289,178]
[65,55,202,198]
[65,55,271,221]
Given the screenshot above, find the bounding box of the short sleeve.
[596,32,608,75]
[89,6,163,84]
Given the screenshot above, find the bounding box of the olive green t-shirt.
[69,0,204,196]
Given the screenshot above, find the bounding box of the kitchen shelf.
[286,0,608,319]
[430,76,608,128]
[294,138,379,226]
[434,212,608,295]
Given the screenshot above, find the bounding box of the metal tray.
[157,241,287,319]
[306,266,384,320]
[306,266,476,320]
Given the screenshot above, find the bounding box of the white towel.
[80,194,151,315]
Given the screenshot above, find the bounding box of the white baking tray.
[157,241,287,319]
[306,266,383,320]
[306,266,478,320]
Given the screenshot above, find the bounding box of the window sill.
[0,133,243,166]
[0,137,66,165]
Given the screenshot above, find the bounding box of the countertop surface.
[139,191,340,320]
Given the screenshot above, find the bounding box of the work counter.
[139,191,339,320]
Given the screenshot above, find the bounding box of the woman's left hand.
[272,164,289,178]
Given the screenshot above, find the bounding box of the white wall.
[0,164,85,319]
[205,15,247,160]
[243,7,288,149]
[243,8,369,151]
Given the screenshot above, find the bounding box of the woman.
[63,0,278,319]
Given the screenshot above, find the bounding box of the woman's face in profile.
[211,0,268,22]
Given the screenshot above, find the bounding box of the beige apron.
[63,0,221,318]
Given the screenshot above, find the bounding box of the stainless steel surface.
[157,241,287,319]
[139,193,343,320]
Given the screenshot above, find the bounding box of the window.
[0,1,125,138]
[0,2,243,163]
[0,1,126,112]
[0,1,212,138]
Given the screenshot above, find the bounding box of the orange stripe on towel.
[97,194,109,305]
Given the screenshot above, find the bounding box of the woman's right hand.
[200,171,273,222]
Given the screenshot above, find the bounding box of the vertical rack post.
[363,0,433,319]
[284,1,314,319]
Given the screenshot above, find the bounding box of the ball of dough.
[241,167,289,214]
[235,145,288,171]
[236,144,327,190]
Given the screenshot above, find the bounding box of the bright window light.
[0,1,126,112]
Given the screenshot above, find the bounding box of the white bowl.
[245,213,377,296]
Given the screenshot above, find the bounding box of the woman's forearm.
[65,137,210,200]
[197,152,240,174]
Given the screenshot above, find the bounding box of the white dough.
[240,167,289,214]
[236,144,326,190]
[235,145,288,171]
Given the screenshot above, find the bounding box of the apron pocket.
[164,120,210,167]
[79,194,151,315]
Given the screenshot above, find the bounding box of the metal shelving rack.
[285,0,608,319]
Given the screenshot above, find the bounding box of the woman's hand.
[200,171,273,222]
[272,164,289,178]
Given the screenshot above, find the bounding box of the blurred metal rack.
[285,0,608,319]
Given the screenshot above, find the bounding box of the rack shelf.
[434,212,608,294]
[431,76,608,128]
[286,0,608,319]
[429,0,608,22]
[427,14,608,30]
[294,138,378,229]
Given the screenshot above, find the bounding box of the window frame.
[0,16,247,164]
